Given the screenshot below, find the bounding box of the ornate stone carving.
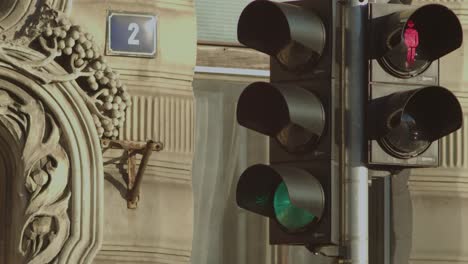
[0,4,130,139]
[0,0,71,42]
[0,3,107,264]
[0,49,104,264]
[0,0,72,39]
[0,88,70,263]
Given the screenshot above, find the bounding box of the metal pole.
[343,1,369,263]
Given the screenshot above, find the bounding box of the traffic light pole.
[342,1,369,264]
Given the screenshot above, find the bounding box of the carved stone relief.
[0,2,129,264]
[0,52,106,263]
[0,78,71,264]
[0,4,131,139]
[0,0,71,42]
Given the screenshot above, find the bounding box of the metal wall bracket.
[101,139,164,209]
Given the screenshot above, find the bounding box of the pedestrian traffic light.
[368,3,463,168]
[235,0,340,250]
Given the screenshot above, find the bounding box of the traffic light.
[368,3,463,167]
[235,0,340,250]
[234,0,464,258]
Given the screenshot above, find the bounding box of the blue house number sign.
[107,12,157,57]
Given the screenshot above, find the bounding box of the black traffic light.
[368,3,463,167]
[235,0,340,250]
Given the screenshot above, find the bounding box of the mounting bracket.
[101,139,164,209]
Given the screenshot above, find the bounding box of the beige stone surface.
[70,0,196,263]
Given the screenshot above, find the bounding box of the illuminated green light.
[273,182,315,231]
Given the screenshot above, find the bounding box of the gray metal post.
[342,1,369,264]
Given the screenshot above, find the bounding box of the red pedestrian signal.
[404,20,418,67]
[374,4,462,78]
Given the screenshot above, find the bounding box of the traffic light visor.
[236,164,283,218]
[405,4,463,61]
[236,165,325,231]
[237,82,325,153]
[371,86,462,158]
[237,0,325,71]
[374,4,462,78]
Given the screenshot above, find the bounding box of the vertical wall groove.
[190,100,194,153]
[439,114,468,169]
[463,115,468,169]
[442,135,448,167]
[146,96,152,142]
[181,98,186,153]
[455,124,462,168]
[153,97,159,143]
[186,99,191,154]
[161,96,165,148]
[448,132,454,168]
[167,97,172,152]
[176,98,180,153]
[132,96,138,141]
[139,95,144,142]
[170,97,175,152]
[119,94,193,154]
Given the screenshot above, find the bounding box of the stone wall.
[71,0,196,263]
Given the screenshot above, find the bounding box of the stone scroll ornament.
[0,4,127,264]
[0,88,71,264]
[0,4,131,139]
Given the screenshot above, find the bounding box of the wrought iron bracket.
[101,139,164,209]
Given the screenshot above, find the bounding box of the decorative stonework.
[0,0,71,42]
[19,103,70,264]
[0,2,107,264]
[0,0,197,264]
[0,4,130,139]
[0,88,71,263]
[0,49,104,264]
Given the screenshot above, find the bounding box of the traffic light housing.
[235,0,340,249]
[234,0,464,254]
[368,3,463,168]
[237,0,326,72]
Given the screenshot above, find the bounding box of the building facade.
[0,0,467,263]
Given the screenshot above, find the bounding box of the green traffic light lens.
[273,182,315,232]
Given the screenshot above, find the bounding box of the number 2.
[128,23,140,45]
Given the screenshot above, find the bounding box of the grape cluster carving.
[39,15,131,139]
